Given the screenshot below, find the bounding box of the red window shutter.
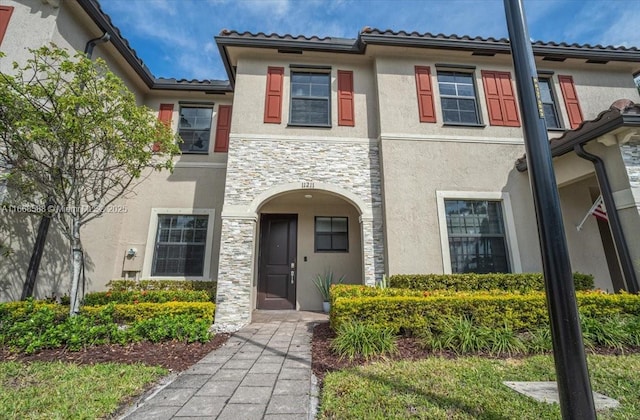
[337,70,355,126]
[214,105,232,152]
[558,75,584,129]
[481,70,520,127]
[154,103,174,152]
[264,67,284,124]
[0,6,14,47]
[414,66,436,123]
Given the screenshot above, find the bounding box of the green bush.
[126,314,211,343]
[389,272,594,292]
[330,286,640,335]
[521,327,553,354]
[83,290,210,306]
[81,302,215,323]
[0,301,214,353]
[581,315,631,351]
[107,279,216,301]
[331,322,397,360]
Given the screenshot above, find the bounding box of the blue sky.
[99,0,640,81]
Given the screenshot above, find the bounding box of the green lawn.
[0,361,167,419]
[319,354,640,419]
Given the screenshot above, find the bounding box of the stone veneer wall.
[214,137,384,331]
[213,219,255,332]
[621,140,640,209]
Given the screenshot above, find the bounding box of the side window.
[315,216,348,252]
[152,214,209,276]
[437,71,481,125]
[444,199,510,274]
[178,106,213,154]
[289,71,331,127]
[538,78,562,129]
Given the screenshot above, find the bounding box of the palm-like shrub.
[331,322,397,360]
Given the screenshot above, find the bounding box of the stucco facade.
[2,0,640,331]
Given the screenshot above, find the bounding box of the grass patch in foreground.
[319,354,640,419]
[0,361,167,419]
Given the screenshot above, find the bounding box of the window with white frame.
[445,199,509,273]
[538,78,562,129]
[437,192,521,275]
[437,71,480,125]
[151,214,208,276]
[289,71,331,126]
[178,106,213,153]
[143,209,215,279]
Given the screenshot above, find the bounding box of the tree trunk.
[69,219,83,316]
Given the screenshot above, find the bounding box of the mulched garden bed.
[310,321,638,383]
[3,321,635,380]
[311,321,446,382]
[0,334,229,372]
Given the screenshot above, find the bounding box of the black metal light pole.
[503,1,596,418]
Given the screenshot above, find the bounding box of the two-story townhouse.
[0,0,232,303]
[1,0,639,332]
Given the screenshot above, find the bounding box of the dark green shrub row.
[83,290,211,306]
[82,302,214,323]
[389,272,594,292]
[330,286,640,334]
[107,279,217,301]
[0,301,212,354]
[414,314,640,355]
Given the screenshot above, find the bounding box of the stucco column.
[618,141,640,282]
[587,140,640,289]
[360,214,384,286]
[620,141,640,211]
[213,216,256,332]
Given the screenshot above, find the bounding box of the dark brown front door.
[257,214,297,309]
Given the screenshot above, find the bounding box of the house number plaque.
[301,181,315,189]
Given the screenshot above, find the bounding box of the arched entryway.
[255,189,364,312]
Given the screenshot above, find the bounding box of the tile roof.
[78,0,231,93]
[515,99,640,172]
[217,27,640,59]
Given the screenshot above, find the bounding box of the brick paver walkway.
[122,311,327,420]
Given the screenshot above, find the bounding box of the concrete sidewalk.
[122,310,328,420]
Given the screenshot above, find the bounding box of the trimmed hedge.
[0,300,215,324]
[107,279,217,302]
[83,290,211,306]
[81,302,215,323]
[0,301,67,322]
[330,286,640,334]
[389,272,594,293]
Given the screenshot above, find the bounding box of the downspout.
[574,143,639,293]
[84,32,111,57]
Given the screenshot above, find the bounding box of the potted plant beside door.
[313,270,345,313]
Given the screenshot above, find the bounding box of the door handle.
[290,270,295,284]
[291,262,295,269]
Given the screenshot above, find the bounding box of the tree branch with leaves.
[0,45,180,314]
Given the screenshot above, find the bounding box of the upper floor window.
[437,71,480,125]
[179,106,212,154]
[538,78,561,129]
[445,199,509,274]
[289,72,331,127]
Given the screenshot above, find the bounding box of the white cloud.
[99,0,640,81]
[600,11,640,47]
